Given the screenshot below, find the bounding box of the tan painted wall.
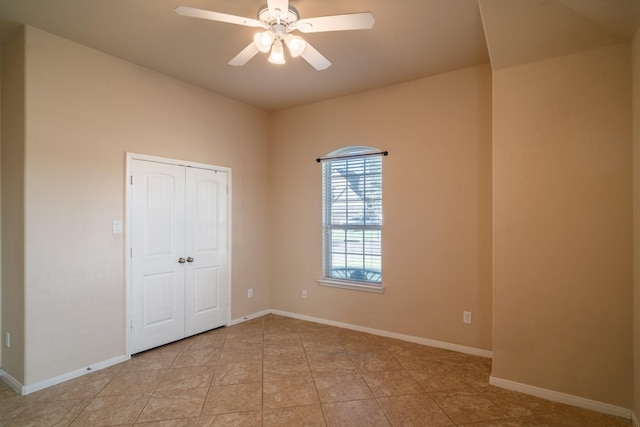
[1,28,26,384]
[2,22,636,411]
[633,27,640,424]
[492,43,633,407]
[0,46,1,373]
[269,65,493,351]
[19,26,270,385]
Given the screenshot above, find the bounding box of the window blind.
[322,153,382,285]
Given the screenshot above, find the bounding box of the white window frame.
[318,146,384,293]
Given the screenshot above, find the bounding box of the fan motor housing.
[257,5,300,27]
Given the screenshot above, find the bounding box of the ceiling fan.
[175,0,375,70]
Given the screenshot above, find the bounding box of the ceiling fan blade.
[228,43,260,66]
[300,42,331,71]
[267,0,289,17]
[297,12,375,33]
[175,6,264,28]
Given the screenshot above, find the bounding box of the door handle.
[187,257,194,263]
[178,257,186,264]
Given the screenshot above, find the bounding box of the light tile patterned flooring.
[0,314,632,426]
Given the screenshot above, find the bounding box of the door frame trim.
[124,152,232,358]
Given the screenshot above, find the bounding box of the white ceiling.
[0,0,637,111]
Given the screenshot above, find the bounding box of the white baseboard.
[229,309,272,326]
[8,309,632,419]
[2,309,487,396]
[18,355,127,396]
[6,310,276,396]
[0,369,24,395]
[240,310,634,421]
[269,309,493,358]
[490,376,632,420]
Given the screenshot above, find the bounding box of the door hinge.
[130,248,133,257]
[130,176,133,185]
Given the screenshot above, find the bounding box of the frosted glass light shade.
[253,31,274,53]
[268,40,286,64]
[285,34,306,57]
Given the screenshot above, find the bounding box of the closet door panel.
[131,160,186,354]
[185,167,229,337]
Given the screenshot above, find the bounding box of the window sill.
[317,279,384,294]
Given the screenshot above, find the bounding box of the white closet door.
[130,158,230,354]
[130,160,186,354]
[184,167,228,337]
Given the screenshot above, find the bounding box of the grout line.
[0,314,632,426]
[302,329,329,426]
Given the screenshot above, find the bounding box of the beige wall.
[492,43,633,407]
[1,19,637,414]
[269,64,493,351]
[15,26,271,385]
[633,27,640,424]
[0,42,2,374]
[1,28,26,384]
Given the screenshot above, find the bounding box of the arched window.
[319,146,384,291]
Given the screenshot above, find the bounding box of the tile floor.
[0,314,632,426]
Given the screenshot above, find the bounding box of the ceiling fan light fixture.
[176,2,375,70]
[253,31,274,53]
[285,34,306,57]
[268,40,286,64]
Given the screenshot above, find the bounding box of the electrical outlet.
[248,288,253,298]
[302,290,307,299]
[463,311,472,324]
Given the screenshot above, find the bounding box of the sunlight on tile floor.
[0,314,632,426]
